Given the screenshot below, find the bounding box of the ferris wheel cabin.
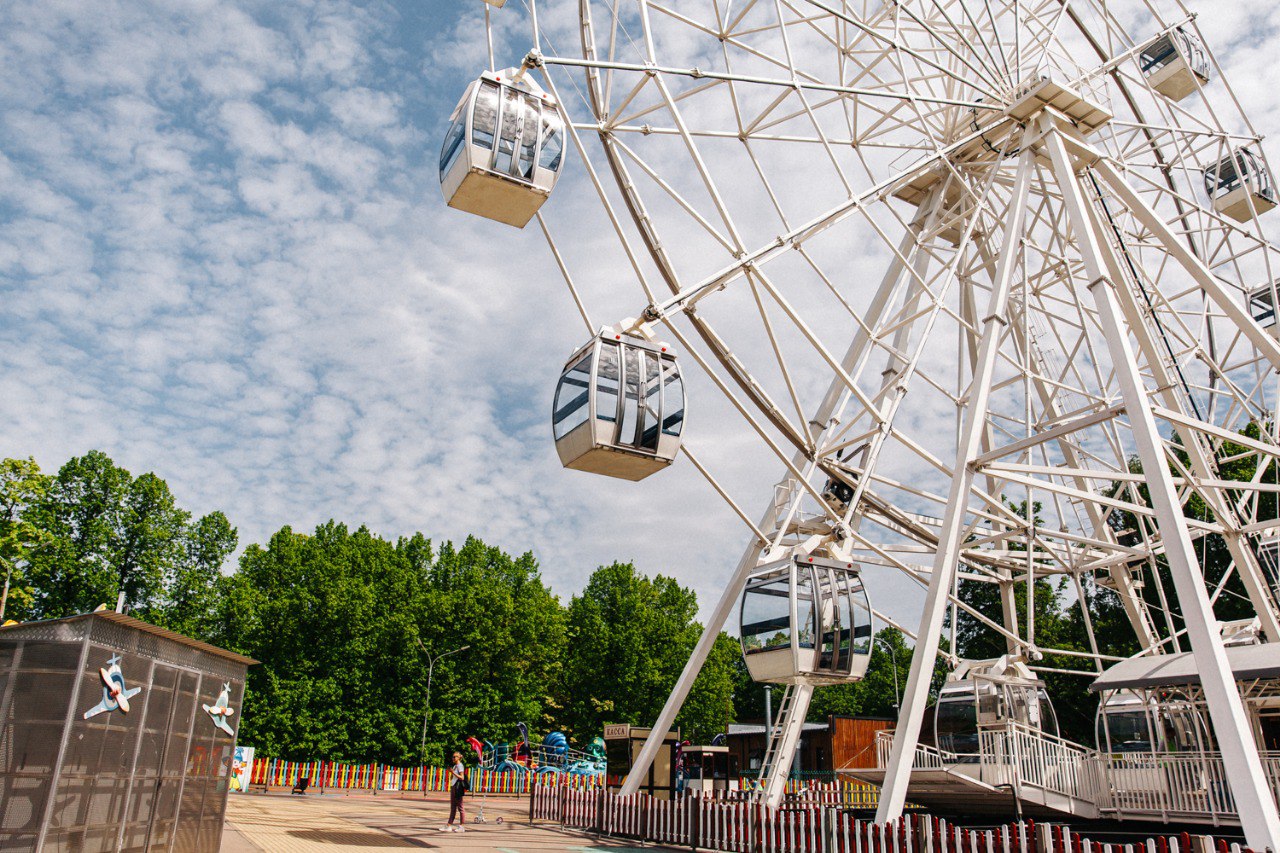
[739,555,872,686]
[552,332,685,481]
[932,657,1059,757]
[439,69,566,228]
[1249,286,1280,338]
[1140,28,1211,101]
[1204,147,1277,222]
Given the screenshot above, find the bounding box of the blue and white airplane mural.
[203,683,236,736]
[83,654,143,719]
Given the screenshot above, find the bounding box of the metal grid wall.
[0,616,248,853]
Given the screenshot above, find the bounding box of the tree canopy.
[2,450,744,763]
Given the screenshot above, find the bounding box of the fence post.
[595,786,606,835]
[1036,824,1052,853]
[689,793,700,850]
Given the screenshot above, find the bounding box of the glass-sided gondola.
[1140,27,1211,102]
[1203,147,1278,222]
[739,555,872,685]
[552,331,685,481]
[932,657,1059,758]
[440,68,566,228]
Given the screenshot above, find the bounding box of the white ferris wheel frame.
[460,1,1280,846]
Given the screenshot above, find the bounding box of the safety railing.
[979,720,1101,807]
[875,729,949,770]
[1100,750,1280,823]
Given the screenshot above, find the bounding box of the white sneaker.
[454,827,465,833]
[437,826,451,832]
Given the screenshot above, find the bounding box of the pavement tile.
[222,791,682,852]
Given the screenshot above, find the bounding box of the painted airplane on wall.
[203,683,236,736]
[83,654,142,719]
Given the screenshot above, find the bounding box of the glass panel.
[796,568,815,650]
[740,577,792,654]
[1037,689,1059,736]
[539,114,564,172]
[515,95,540,181]
[1104,710,1154,753]
[639,352,661,451]
[471,80,500,149]
[851,579,872,656]
[936,690,979,755]
[439,114,466,180]
[1178,29,1211,79]
[595,344,620,423]
[1006,685,1032,727]
[818,569,842,671]
[1139,34,1178,73]
[662,361,685,436]
[553,353,593,440]
[1252,288,1277,327]
[494,86,524,174]
[620,346,642,447]
[837,576,854,671]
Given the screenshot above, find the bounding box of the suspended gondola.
[932,657,1059,758]
[1140,27,1211,102]
[440,68,566,228]
[1204,147,1277,222]
[552,330,685,481]
[738,553,873,685]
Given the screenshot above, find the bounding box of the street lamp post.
[416,640,470,767]
[874,637,902,713]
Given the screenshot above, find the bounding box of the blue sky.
[0,0,772,617]
[4,0,1280,628]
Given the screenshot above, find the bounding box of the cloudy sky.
[2,0,1280,628]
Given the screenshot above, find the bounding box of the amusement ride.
[440,0,1280,848]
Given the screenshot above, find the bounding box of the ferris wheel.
[442,0,1280,846]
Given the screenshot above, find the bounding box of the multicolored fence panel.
[532,787,1264,853]
[247,757,606,793]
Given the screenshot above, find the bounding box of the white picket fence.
[530,786,1261,853]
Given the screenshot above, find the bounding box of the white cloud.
[0,0,1277,656]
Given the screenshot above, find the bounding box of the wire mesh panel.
[0,613,251,853]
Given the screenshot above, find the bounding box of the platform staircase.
[845,721,1102,819]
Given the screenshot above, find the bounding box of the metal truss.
[472,0,1280,846]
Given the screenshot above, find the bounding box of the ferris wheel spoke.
[609,137,739,251]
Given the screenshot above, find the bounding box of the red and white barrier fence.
[531,786,1262,853]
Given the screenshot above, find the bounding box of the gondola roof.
[1090,643,1280,693]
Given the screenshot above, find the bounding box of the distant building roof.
[727,722,830,736]
[1090,643,1280,693]
[0,610,258,666]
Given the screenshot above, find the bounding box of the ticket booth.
[603,724,680,799]
[682,745,738,794]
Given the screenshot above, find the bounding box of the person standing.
[445,751,467,832]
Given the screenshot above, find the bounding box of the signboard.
[603,724,631,740]
[230,746,254,793]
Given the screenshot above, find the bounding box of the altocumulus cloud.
[0,0,759,609]
[4,0,1279,631]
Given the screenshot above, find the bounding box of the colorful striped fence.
[532,786,1261,853]
[247,757,607,793]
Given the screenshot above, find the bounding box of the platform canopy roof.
[1090,643,1280,693]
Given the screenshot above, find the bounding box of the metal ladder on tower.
[754,683,814,809]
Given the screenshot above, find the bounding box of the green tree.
[558,562,735,745]
[0,457,51,619]
[148,511,238,638]
[24,451,189,618]
[221,525,566,765]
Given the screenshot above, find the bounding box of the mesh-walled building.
[0,611,255,852]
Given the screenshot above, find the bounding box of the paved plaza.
[220,790,675,852]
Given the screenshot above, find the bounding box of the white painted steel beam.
[875,141,1036,823]
[1044,124,1280,853]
